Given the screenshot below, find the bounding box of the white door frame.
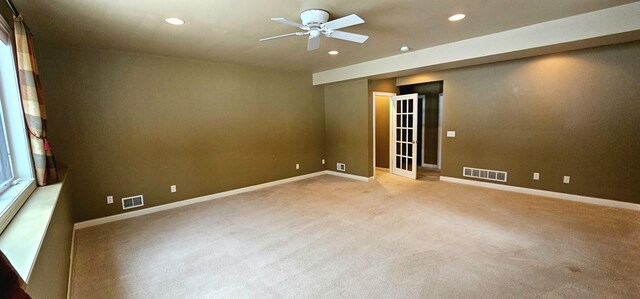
[421,93,444,170]
[437,93,443,169]
[390,93,419,180]
[372,92,396,178]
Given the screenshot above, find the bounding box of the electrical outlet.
[107,196,113,204]
[296,163,300,169]
[322,159,325,165]
[171,185,177,193]
[563,176,570,184]
[533,172,540,181]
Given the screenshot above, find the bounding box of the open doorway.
[400,81,444,173]
[372,92,396,174]
[372,80,444,180]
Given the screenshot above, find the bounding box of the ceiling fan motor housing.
[300,9,329,27]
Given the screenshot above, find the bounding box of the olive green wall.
[324,79,370,177]
[398,41,640,204]
[25,174,73,299]
[36,42,326,222]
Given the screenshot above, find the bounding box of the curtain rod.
[5,0,19,16]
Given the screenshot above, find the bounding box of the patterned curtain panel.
[14,16,58,186]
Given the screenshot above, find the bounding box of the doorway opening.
[372,92,396,177]
[373,80,444,180]
[399,81,444,172]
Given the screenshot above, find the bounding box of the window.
[0,18,35,234]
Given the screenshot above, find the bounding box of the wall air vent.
[122,195,144,210]
[463,167,507,182]
[336,163,346,172]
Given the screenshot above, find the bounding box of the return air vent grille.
[463,167,507,182]
[122,195,144,210]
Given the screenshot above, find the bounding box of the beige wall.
[324,79,370,177]
[26,175,74,299]
[36,43,326,221]
[398,41,640,204]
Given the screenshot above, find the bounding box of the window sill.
[0,174,66,282]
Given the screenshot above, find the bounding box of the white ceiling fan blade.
[327,30,369,43]
[259,32,303,42]
[271,18,305,29]
[323,14,364,30]
[308,36,320,51]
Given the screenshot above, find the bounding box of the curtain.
[14,16,58,186]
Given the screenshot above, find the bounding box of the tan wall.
[26,175,74,299]
[324,79,370,177]
[36,43,326,221]
[398,41,640,204]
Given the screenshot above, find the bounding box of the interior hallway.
[70,171,640,298]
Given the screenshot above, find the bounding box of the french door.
[390,94,418,179]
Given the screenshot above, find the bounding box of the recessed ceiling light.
[448,14,466,22]
[328,50,339,55]
[165,17,185,25]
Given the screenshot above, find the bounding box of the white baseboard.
[324,170,373,182]
[74,171,328,229]
[440,176,640,211]
[73,170,375,229]
[66,228,75,299]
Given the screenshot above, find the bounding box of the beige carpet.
[70,171,640,298]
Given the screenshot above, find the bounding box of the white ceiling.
[13,0,639,73]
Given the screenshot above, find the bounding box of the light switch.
[446,131,456,138]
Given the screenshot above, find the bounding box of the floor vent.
[463,167,507,182]
[337,163,346,172]
[122,195,144,210]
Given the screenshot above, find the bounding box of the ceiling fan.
[259,9,369,51]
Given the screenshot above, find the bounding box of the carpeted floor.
[70,171,640,298]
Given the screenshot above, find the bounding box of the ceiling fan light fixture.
[448,14,466,22]
[165,17,185,25]
[260,9,369,51]
[328,50,339,55]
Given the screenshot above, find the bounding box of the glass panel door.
[390,94,418,179]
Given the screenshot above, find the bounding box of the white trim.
[440,176,640,211]
[74,171,327,229]
[73,171,372,229]
[325,170,373,182]
[420,95,427,167]
[437,93,443,169]
[313,3,640,85]
[66,228,75,299]
[372,92,396,178]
